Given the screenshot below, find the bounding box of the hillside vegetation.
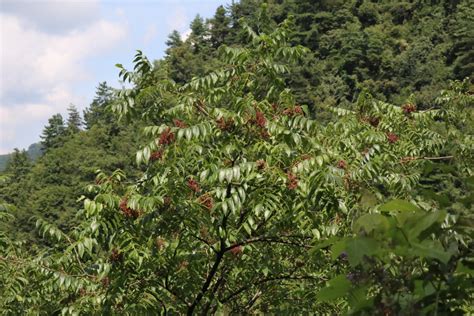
[0,1,472,314]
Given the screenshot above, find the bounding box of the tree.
[188,15,209,54]
[2,19,472,315]
[165,30,183,54]
[40,114,65,151]
[83,82,115,129]
[450,0,474,79]
[1,2,474,314]
[4,148,30,180]
[209,5,231,48]
[66,105,82,134]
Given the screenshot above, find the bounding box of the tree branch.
[221,274,319,304]
[225,236,312,251]
[187,250,225,315]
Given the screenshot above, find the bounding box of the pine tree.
[165,30,183,55]
[66,105,82,134]
[189,15,209,53]
[40,114,65,151]
[451,1,474,79]
[209,5,231,48]
[83,82,115,129]
[5,148,31,179]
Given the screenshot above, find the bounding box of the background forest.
[0,0,473,314]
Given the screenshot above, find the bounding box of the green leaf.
[353,213,390,234]
[317,275,351,302]
[379,199,420,213]
[331,240,347,260]
[408,210,446,239]
[410,240,452,264]
[346,237,379,267]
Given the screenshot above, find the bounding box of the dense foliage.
[1,1,473,314]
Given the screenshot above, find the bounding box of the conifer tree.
[451,0,474,79]
[83,82,115,129]
[5,148,31,179]
[189,15,209,53]
[209,5,231,48]
[40,113,65,151]
[165,30,183,54]
[66,105,82,134]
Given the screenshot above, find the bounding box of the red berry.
[110,249,122,262]
[158,127,175,146]
[187,178,200,193]
[119,198,140,218]
[198,193,214,210]
[402,103,416,114]
[337,160,347,169]
[173,119,187,128]
[256,159,266,170]
[216,117,233,131]
[282,108,294,117]
[386,132,399,144]
[294,105,304,115]
[155,238,166,250]
[368,116,380,127]
[287,172,298,190]
[255,110,267,127]
[101,277,110,288]
[230,245,243,255]
[150,150,163,161]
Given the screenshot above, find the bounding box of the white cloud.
[143,23,158,45]
[0,14,127,100]
[0,0,101,34]
[0,6,128,154]
[167,6,188,32]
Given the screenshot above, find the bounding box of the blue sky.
[0,0,228,154]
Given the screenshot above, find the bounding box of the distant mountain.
[0,143,43,171]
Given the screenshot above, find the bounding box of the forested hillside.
[1,0,473,314]
[0,143,41,171]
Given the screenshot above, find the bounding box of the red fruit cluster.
[101,277,110,288]
[119,198,140,218]
[216,117,234,131]
[173,119,187,128]
[287,172,298,190]
[198,194,214,210]
[159,127,175,146]
[155,237,166,250]
[386,132,399,144]
[230,245,243,256]
[368,116,380,127]
[260,129,270,139]
[178,260,189,271]
[402,103,416,114]
[256,159,266,170]
[282,105,304,117]
[187,178,200,193]
[255,110,267,128]
[110,249,123,263]
[150,150,163,162]
[337,159,347,170]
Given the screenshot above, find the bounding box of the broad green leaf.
[317,275,351,302]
